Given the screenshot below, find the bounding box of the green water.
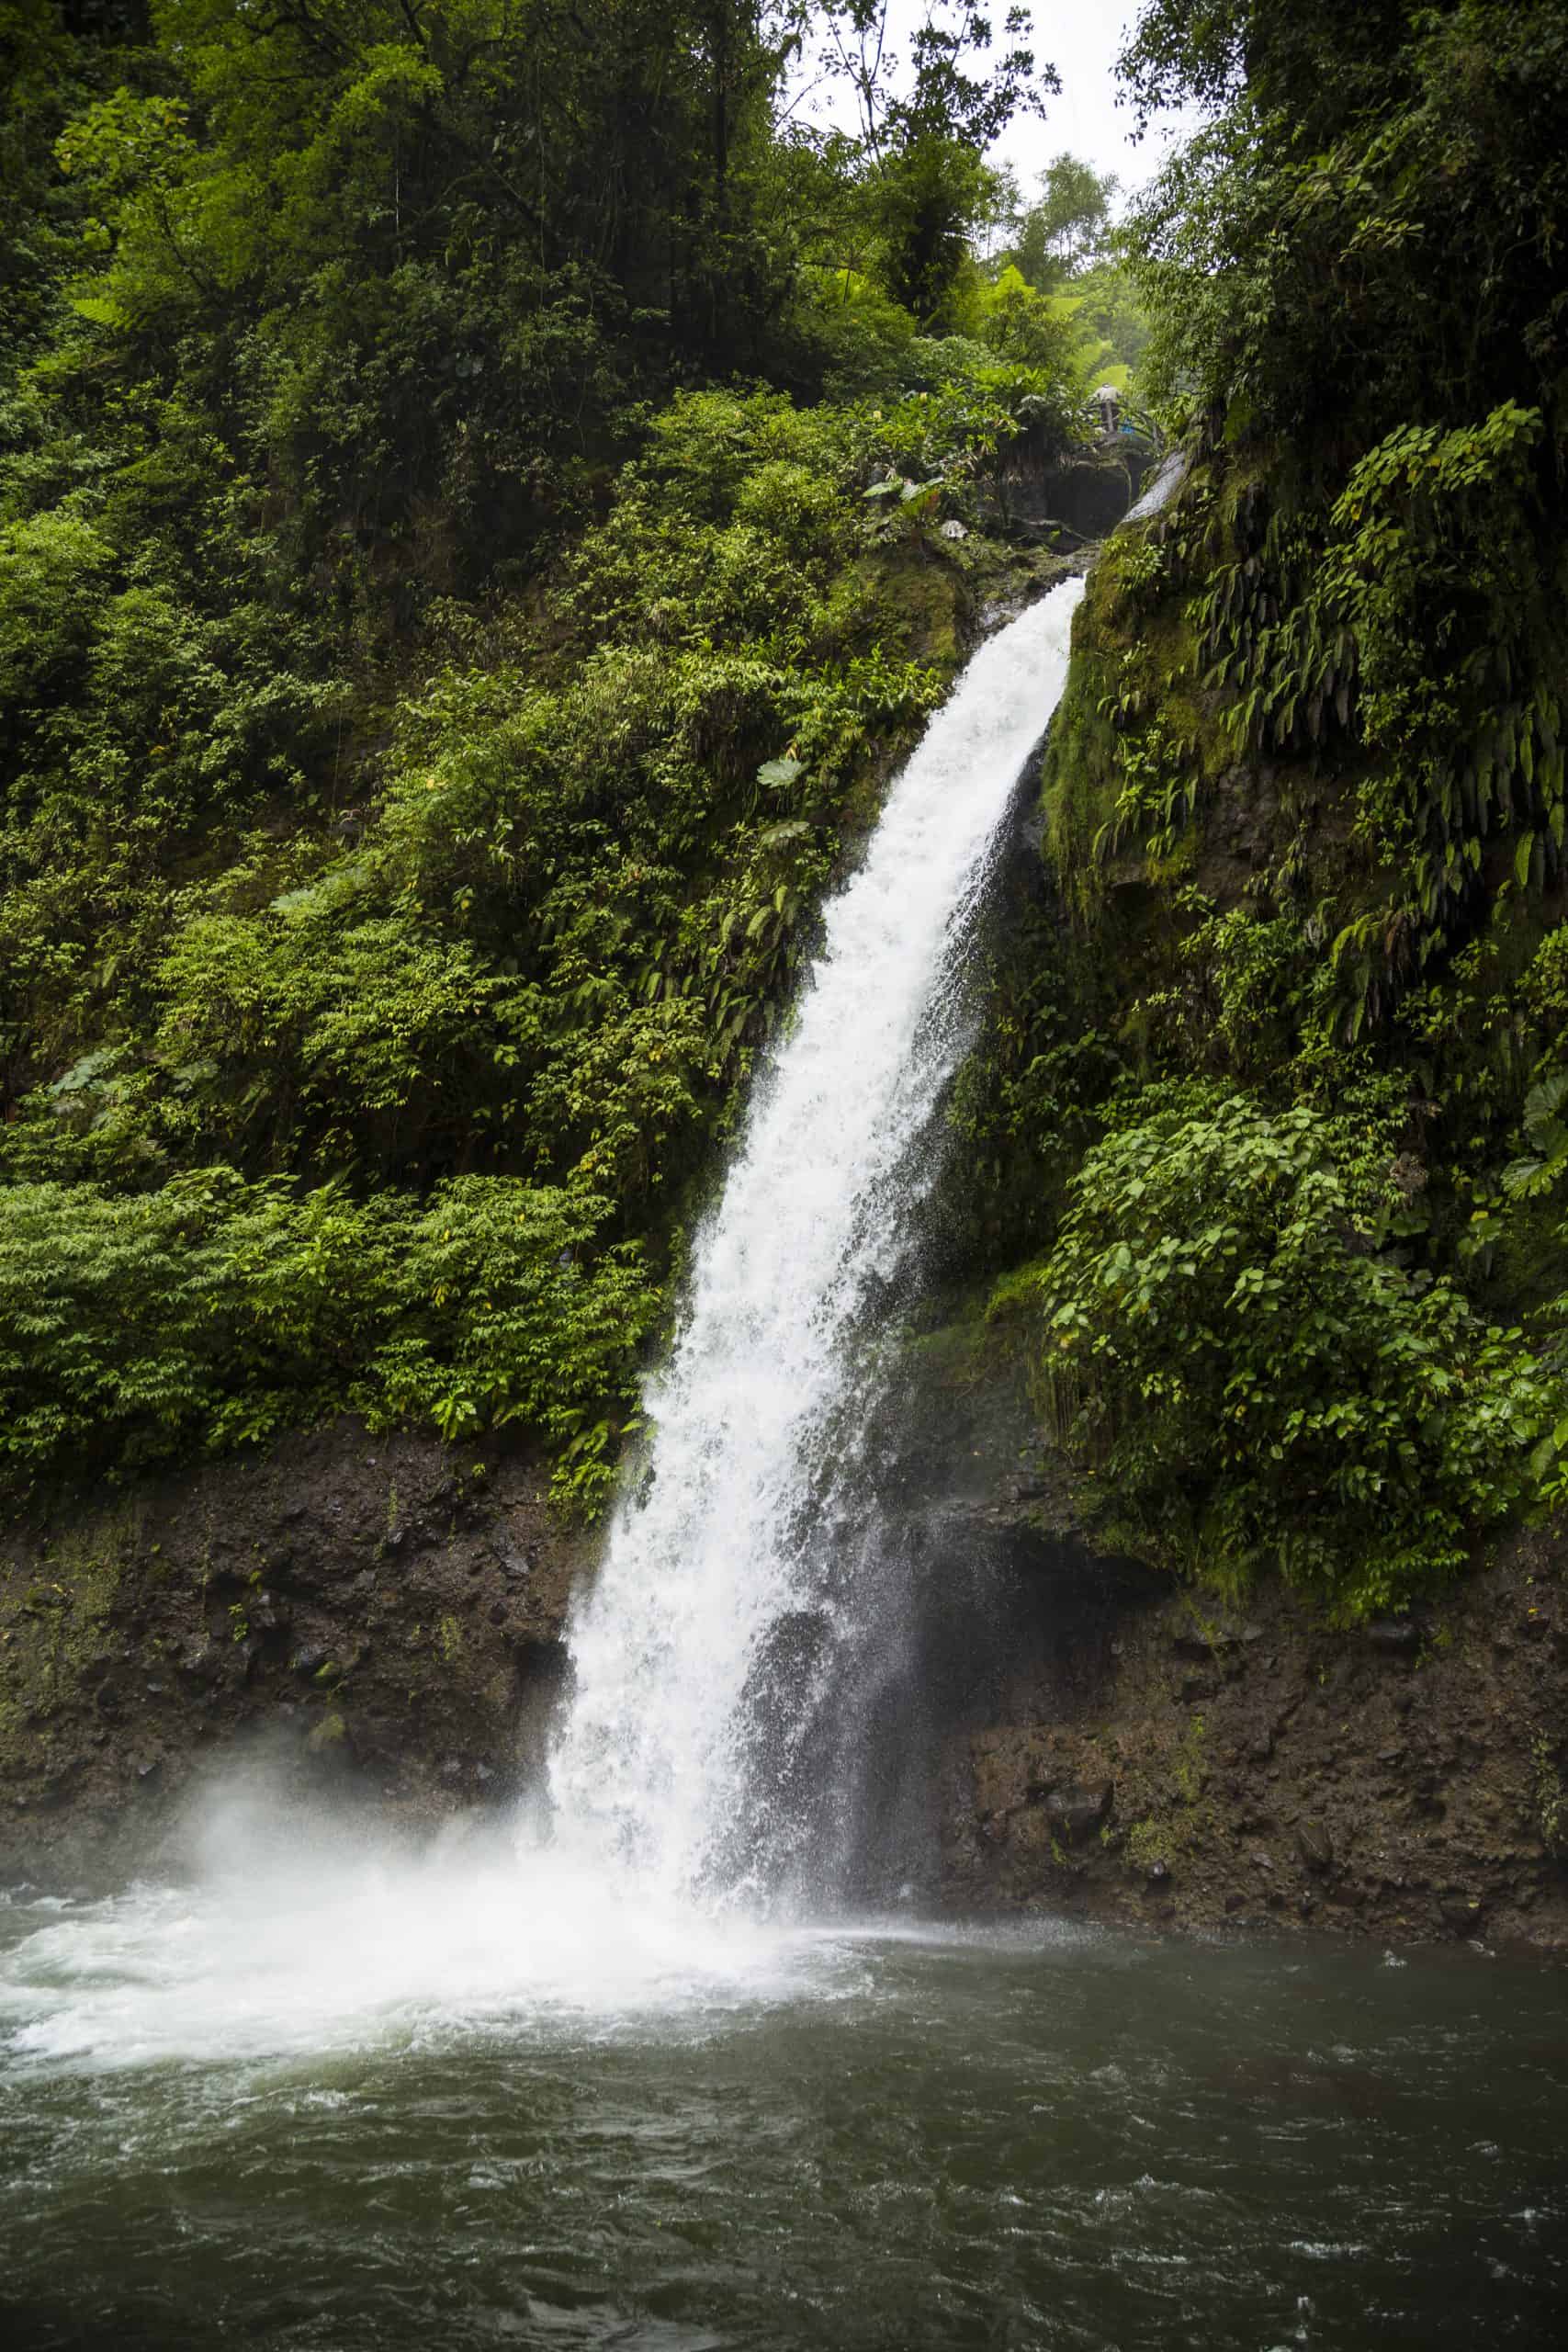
[1,1877,1563,2351]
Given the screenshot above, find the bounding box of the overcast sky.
[794,3,1190,203]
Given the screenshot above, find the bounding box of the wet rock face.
[886,1309,1568,1951]
[940,1532,1568,1955]
[1005,452,1156,544]
[0,1419,585,1886]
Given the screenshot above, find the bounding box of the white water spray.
[549,577,1086,1903]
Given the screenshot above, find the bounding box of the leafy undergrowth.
[948,0,1568,1620]
[2,5,1145,1507]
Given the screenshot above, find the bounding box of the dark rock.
[1297,1818,1334,1872]
[1030,455,1145,539]
[1365,1618,1419,1653]
[1043,1781,1112,1843]
[179,1638,225,1687]
[1174,1627,1228,1658]
[0,1413,588,1886]
[494,1535,541,1584]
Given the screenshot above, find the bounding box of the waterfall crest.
[548,576,1086,1905]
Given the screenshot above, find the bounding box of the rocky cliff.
[6,469,1566,1953]
[845,1306,1567,1953]
[4,1350,1565,1953]
[0,1422,579,1885]
[938,1506,1568,1953]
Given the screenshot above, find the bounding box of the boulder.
[1297,1818,1334,1872]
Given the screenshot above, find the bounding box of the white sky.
[794,3,1191,205]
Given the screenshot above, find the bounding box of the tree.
[819,3,1056,325]
[1004,152,1116,290]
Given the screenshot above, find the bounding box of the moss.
[1172,1714,1208,1806]
[845,541,968,673]
[1124,1817,1168,1872]
[1039,542,1178,860]
[1532,1728,1566,1856]
[0,1509,132,1782]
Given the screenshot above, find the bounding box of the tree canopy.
[0,0,1097,1504]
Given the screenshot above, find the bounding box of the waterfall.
[548,575,1087,1906]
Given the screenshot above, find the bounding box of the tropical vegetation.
[969,0,1568,1613]
[6,0,1566,1623]
[0,0,1115,1504]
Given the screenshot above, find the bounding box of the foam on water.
[0,1802,1106,2073]
[0,1804,864,2072]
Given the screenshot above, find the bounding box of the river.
[1,1846,1563,2349]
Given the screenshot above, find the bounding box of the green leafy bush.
[0,1170,657,1506]
[992,1084,1564,1616]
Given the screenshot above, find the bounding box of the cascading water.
[548,575,1086,1907]
[0,575,1087,2075]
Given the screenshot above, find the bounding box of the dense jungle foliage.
[970,0,1568,1614]
[7,1,1565,1627]
[0,0,1136,1505]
